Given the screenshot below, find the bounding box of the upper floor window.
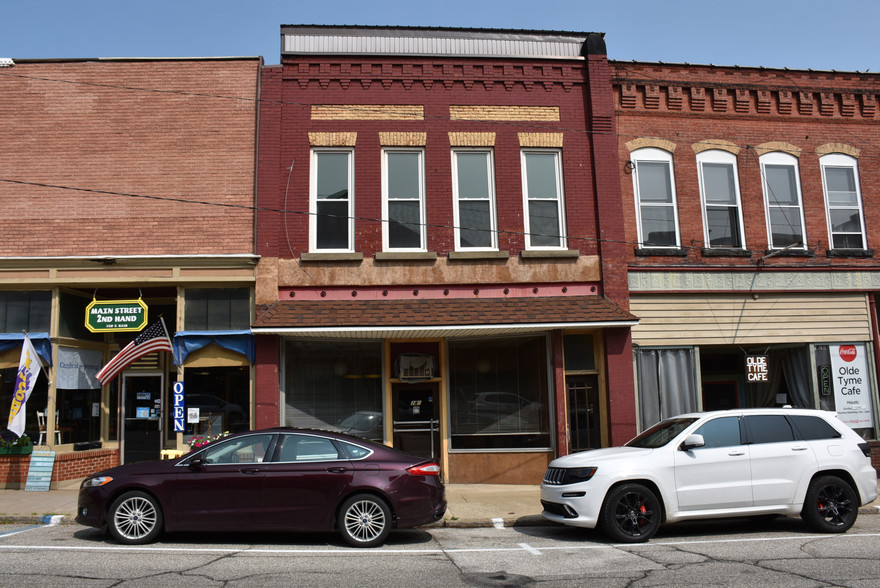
[452,149,497,250]
[185,288,250,330]
[521,149,566,249]
[382,148,426,251]
[820,154,866,250]
[631,148,680,248]
[760,152,806,249]
[697,150,744,249]
[310,149,354,252]
[0,291,50,333]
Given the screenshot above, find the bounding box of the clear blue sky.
[1,0,877,72]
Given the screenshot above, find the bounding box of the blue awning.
[0,333,53,366]
[172,330,254,365]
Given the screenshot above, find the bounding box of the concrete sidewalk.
[1,480,877,528]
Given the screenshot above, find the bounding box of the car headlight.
[563,467,597,484]
[82,476,113,488]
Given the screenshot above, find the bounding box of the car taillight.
[858,442,871,458]
[407,463,441,476]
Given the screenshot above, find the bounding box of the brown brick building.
[613,61,880,451]
[252,26,637,483]
[0,57,261,481]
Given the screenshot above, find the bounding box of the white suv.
[541,408,878,542]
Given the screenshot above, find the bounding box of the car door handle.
[791,446,808,451]
[728,451,745,456]
[239,468,261,475]
[327,467,348,473]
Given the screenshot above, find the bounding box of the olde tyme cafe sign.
[85,298,148,332]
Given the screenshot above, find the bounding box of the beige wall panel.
[631,293,872,345]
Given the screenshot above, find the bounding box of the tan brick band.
[626,137,677,153]
[518,133,563,147]
[754,141,801,158]
[311,105,424,120]
[379,132,427,146]
[692,139,741,155]
[450,105,560,121]
[308,132,357,147]
[448,132,496,146]
[816,143,859,158]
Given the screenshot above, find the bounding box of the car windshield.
[625,417,698,448]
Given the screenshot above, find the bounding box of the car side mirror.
[680,434,705,451]
[188,457,207,470]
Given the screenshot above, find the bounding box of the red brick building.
[613,61,880,453]
[253,26,637,483]
[0,57,261,483]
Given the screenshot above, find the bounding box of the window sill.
[762,249,814,258]
[300,252,364,262]
[374,251,438,262]
[520,250,580,259]
[826,248,874,258]
[701,248,753,258]
[634,247,688,257]
[447,250,510,261]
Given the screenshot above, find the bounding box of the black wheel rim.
[815,483,853,527]
[613,491,656,537]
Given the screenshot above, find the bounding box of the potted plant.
[0,432,33,456]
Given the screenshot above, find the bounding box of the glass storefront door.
[122,373,164,463]
[392,383,439,458]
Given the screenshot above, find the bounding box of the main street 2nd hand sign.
[85,299,148,332]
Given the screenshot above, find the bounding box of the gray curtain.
[767,346,811,408]
[637,348,698,429]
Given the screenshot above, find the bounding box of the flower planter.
[0,444,33,456]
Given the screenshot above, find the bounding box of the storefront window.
[0,291,51,333]
[182,366,250,443]
[449,336,550,450]
[56,388,101,444]
[284,341,383,437]
[637,347,698,429]
[0,367,49,442]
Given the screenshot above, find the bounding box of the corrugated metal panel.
[282,32,586,59]
[631,293,872,345]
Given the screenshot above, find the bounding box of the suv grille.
[543,467,567,485]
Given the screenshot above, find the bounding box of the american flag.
[95,317,173,384]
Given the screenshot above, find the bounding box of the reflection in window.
[284,341,383,442]
[760,152,806,249]
[449,336,550,450]
[182,366,250,444]
[311,149,354,251]
[697,150,744,248]
[694,416,741,448]
[522,150,565,249]
[820,154,866,249]
[452,149,497,249]
[383,149,426,250]
[631,148,680,248]
[202,433,274,464]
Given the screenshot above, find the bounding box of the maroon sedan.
[76,428,446,547]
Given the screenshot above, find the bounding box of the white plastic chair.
[36,410,61,445]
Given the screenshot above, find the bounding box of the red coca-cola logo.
[839,345,858,362]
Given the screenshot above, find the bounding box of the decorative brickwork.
[692,139,740,155]
[815,143,860,157]
[379,132,427,146]
[518,133,564,147]
[754,141,802,158]
[625,137,677,153]
[311,104,424,120]
[449,105,560,121]
[447,132,496,147]
[308,132,357,146]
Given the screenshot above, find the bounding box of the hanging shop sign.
[85,299,149,333]
[829,343,874,429]
[746,355,769,382]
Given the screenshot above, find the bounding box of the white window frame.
[820,153,867,250]
[309,148,355,252]
[631,147,681,248]
[452,148,498,251]
[382,148,427,251]
[521,149,567,250]
[696,150,745,249]
[760,152,807,250]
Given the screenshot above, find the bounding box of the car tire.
[338,494,392,548]
[107,491,164,545]
[599,483,661,543]
[801,475,858,533]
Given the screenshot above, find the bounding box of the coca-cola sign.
[830,343,873,429]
